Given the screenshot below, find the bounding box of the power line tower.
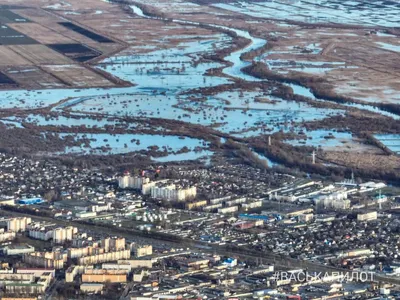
[311,150,316,164]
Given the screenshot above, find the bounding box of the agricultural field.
[0,3,124,89]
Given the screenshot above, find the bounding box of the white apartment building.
[53,226,78,244]
[118,175,150,190]
[29,226,78,244]
[6,217,31,232]
[150,182,196,202]
[0,229,15,242]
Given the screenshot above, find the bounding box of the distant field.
[48,43,102,62]
[0,8,30,23]
[0,46,31,66]
[0,24,37,45]
[0,71,17,85]
[0,3,123,89]
[213,0,400,27]
[4,66,66,89]
[41,64,115,88]
[10,44,75,64]
[9,22,74,44]
[58,22,114,43]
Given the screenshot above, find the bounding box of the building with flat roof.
[186,200,208,210]
[66,265,86,283]
[357,211,378,222]
[0,271,53,295]
[29,226,77,244]
[82,273,127,283]
[16,268,55,278]
[23,251,66,269]
[75,211,97,219]
[0,229,15,243]
[5,217,31,233]
[78,249,130,265]
[132,244,152,258]
[118,259,153,269]
[0,196,16,206]
[3,244,35,256]
[150,181,196,202]
[80,283,103,294]
[102,237,125,252]
[18,198,44,205]
[119,175,150,190]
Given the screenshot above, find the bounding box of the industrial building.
[80,283,104,294]
[118,259,153,269]
[218,206,238,214]
[242,200,263,210]
[18,198,44,205]
[357,211,378,221]
[0,196,16,206]
[186,200,208,210]
[2,244,35,256]
[75,211,97,219]
[90,202,112,213]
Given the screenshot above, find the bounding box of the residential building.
[357,211,378,221]
[78,249,131,265]
[102,237,125,252]
[132,244,152,258]
[6,217,31,232]
[23,251,66,269]
[150,181,196,201]
[0,229,15,243]
[119,174,150,190]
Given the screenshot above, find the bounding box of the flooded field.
[0,0,397,170]
[58,133,210,156]
[287,130,353,148]
[214,0,400,27]
[59,89,342,137]
[374,134,400,154]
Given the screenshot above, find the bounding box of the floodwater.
[374,134,400,154]
[59,133,209,156]
[0,2,397,162]
[128,5,396,120]
[214,0,400,27]
[285,129,353,149]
